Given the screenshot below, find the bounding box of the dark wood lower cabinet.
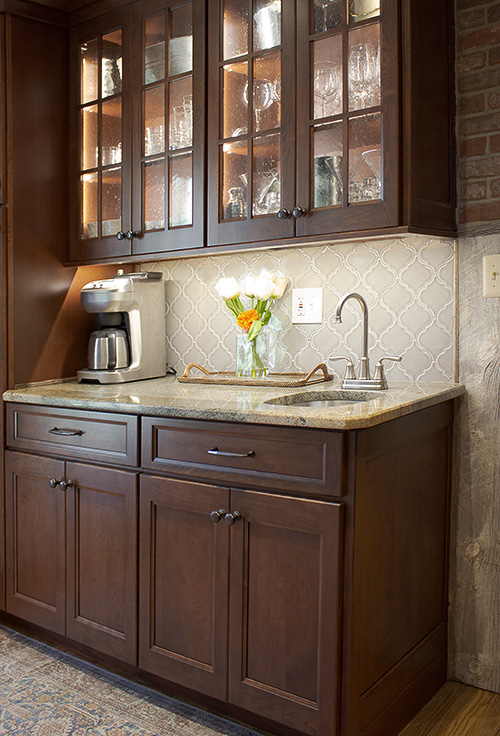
[4,450,138,664]
[139,475,230,700]
[139,474,343,736]
[3,400,455,736]
[5,452,66,633]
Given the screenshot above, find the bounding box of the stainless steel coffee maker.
[77,271,166,384]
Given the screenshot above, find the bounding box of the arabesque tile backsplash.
[142,234,456,382]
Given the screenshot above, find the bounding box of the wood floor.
[398,682,500,736]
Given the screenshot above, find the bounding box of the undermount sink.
[264,389,382,408]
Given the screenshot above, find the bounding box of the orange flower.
[237,309,259,333]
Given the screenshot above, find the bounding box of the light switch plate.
[292,288,323,324]
[483,255,500,297]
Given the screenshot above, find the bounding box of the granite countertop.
[3,375,465,430]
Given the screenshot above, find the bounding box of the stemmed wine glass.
[348,42,379,109]
[243,78,274,130]
[313,62,341,118]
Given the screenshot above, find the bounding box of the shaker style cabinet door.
[5,451,66,634]
[131,0,205,256]
[70,7,134,262]
[65,462,138,665]
[227,490,344,736]
[138,475,230,700]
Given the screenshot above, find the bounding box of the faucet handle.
[373,356,402,386]
[329,355,356,380]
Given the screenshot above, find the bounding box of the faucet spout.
[334,292,370,380]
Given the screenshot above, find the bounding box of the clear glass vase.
[236,332,269,378]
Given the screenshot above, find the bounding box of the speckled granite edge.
[3,377,465,430]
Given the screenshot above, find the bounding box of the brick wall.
[456,0,500,228]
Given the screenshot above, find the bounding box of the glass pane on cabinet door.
[102,31,122,98]
[169,4,193,77]
[252,133,280,215]
[253,53,281,132]
[101,167,122,235]
[253,0,281,51]
[313,123,343,208]
[81,105,98,170]
[313,0,342,33]
[223,0,248,60]
[144,158,166,231]
[102,98,122,166]
[348,24,380,111]
[349,0,380,23]
[222,62,248,138]
[169,78,192,150]
[80,172,98,239]
[348,112,381,202]
[145,14,165,85]
[80,39,98,104]
[169,154,193,227]
[222,141,248,219]
[312,37,342,120]
[145,86,165,156]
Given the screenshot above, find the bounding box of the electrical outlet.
[291,288,323,324]
[483,255,500,297]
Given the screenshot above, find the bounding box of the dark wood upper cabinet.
[207,0,455,248]
[69,0,205,263]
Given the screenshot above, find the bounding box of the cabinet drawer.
[6,403,139,467]
[142,417,345,497]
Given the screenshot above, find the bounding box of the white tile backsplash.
[142,234,456,382]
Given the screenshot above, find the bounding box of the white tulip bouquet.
[215,271,288,377]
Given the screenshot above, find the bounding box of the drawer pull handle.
[208,447,255,459]
[49,427,84,437]
[210,508,227,524]
[224,511,242,526]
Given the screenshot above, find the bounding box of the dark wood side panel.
[142,417,345,497]
[66,461,138,664]
[347,403,453,734]
[139,474,230,701]
[6,403,139,466]
[228,490,344,736]
[403,0,456,232]
[4,450,66,633]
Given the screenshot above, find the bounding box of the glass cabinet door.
[207,0,295,246]
[132,0,204,255]
[71,9,133,261]
[295,0,398,237]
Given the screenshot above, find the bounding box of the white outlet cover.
[483,255,500,297]
[292,287,323,324]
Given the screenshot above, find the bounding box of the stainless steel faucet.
[331,292,401,390]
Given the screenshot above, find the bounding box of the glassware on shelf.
[314,154,343,208]
[349,0,380,23]
[226,186,247,218]
[313,0,342,33]
[169,94,193,150]
[348,42,379,109]
[253,0,281,51]
[313,62,341,118]
[244,78,275,130]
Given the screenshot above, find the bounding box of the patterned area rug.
[0,626,262,736]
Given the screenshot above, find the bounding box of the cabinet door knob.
[210,508,227,524]
[58,479,73,491]
[224,511,242,526]
[125,230,141,240]
[116,231,126,241]
[49,478,61,488]
[292,206,307,218]
[277,208,292,220]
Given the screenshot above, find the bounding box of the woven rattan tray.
[178,362,333,387]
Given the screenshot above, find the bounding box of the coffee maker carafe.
[77,271,166,384]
